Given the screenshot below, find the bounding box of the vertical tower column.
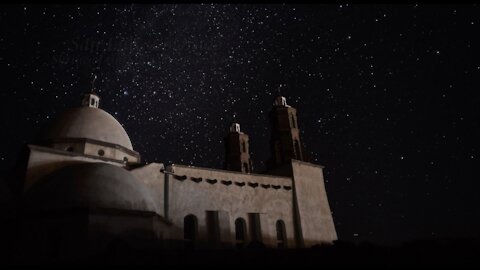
[224,123,253,173]
[268,96,305,169]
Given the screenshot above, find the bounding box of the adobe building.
[14,85,337,255]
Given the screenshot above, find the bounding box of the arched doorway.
[184,214,198,249]
[235,218,247,248]
[276,220,287,248]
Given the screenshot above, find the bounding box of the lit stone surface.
[45,106,134,150]
[290,160,338,246]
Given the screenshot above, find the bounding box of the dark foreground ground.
[1,238,479,267]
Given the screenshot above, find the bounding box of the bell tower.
[224,122,253,173]
[267,93,306,169]
[81,74,100,108]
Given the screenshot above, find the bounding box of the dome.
[45,106,133,150]
[23,163,156,213]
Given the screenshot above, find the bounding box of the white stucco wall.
[25,144,337,249]
[130,163,165,217]
[133,164,296,248]
[291,160,337,246]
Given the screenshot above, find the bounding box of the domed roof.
[45,106,133,150]
[23,163,156,213]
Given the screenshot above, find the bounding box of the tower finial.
[274,84,288,106]
[277,84,283,97]
[230,112,241,133]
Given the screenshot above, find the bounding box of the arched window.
[98,149,105,156]
[184,214,198,249]
[235,218,247,248]
[123,156,129,162]
[276,220,287,248]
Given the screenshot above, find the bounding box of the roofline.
[171,163,292,180]
[291,159,325,169]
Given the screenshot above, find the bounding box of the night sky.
[0,4,479,246]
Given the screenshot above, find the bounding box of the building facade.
[18,87,337,255]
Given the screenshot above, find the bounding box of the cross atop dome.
[90,73,97,93]
[82,74,100,108]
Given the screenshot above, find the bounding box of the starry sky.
[0,4,479,246]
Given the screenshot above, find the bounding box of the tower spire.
[229,112,241,133]
[224,116,253,173]
[277,83,283,96]
[268,92,305,169]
